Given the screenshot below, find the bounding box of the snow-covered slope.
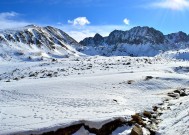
[1,56,189,135]
[79,26,189,57]
[0,25,82,61]
[158,49,189,60]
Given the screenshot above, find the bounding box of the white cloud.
[0,12,29,29]
[0,12,18,19]
[123,18,130,25]
[151,0,189,10]
[68,17,90,26]
[57,24,131,42]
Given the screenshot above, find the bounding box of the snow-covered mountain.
[165,31,189,44]
[0,25,81,61]
[79,26,189,56]
[1,25,189,60]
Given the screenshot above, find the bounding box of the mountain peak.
[94,33,103,38]
[178,31,186,34]
[0,25,81,60]
[105,26,165,45]
[79,33,104,46]
[93,33,103,40]
[129,26,163,34]
[25,24,40,28]
[166,31,189,43]
[81,26,165,46]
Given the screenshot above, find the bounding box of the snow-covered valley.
[1,56,189,135]
[0,25,189,135]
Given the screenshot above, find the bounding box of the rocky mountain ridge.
[1,25,189,60]
[0,25,81,61]
[79,26,189,56]
[80,26,189,46]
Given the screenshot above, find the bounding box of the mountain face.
[165,31,189,44]
[80,26,166,46]
[0,25,81,61]
[106,26,165,45]
[79,26,189,56]
[0,25,78,47]
[1,25,189,60]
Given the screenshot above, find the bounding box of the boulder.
[127,80,134,84]
[130,125,143,135]
[145,76,153,81]
[180,91,187,97]
[152,106,158,112]
[168,92,180,98]
[143,111,152,118]
[131,114,145,126]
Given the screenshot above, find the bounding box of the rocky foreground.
[36,88,189,135]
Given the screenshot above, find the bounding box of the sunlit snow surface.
[0,56,189,135]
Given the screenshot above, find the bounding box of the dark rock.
[41,124,83,135]
[126,62,131,65]
[180,92,187,97]
[131,114,145,126]
[39,119,126,135]
[13,77,19,81]
[153,106,158,112]
[127,80,134,84]
[46,73,53,77]
[113,99,118,102]
[6,79,11,82]
[149,130,156,135]
[174,89,181,94]
[130,125,143,135]
[145,76,153,81]
[168,92,180,98]
[52,59,57,62]
[143,111,152,118]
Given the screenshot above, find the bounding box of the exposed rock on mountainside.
[106,26,165,45]
[80,33,104,46]
[0,25,81,61]
[0,25,79,47]
[79,26,189,56]
[1,25,189,60]
[165,31,189,44]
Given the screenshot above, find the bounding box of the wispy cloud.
[151,0,189,11]
[68,17,90,26]
[0,12,18,19]
[0,12,29,29]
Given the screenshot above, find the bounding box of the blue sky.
[0,0,189,41]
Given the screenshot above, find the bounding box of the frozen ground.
[0,56,189,135]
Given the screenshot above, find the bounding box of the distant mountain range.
[80,26,189,46]
[0,25,189,61]
[79,26,189,56]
